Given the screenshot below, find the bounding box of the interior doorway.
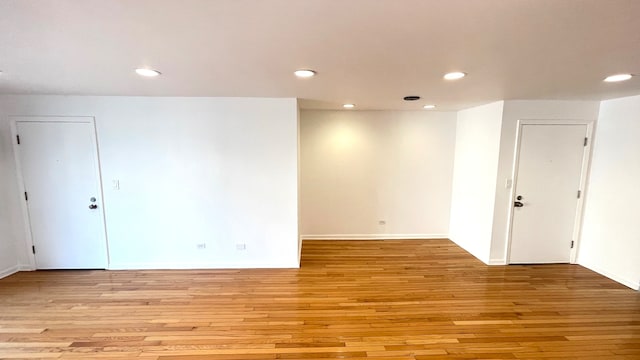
[508,120,593,264]
[13,116,108,269]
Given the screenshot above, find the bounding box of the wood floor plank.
[0,240,638,359]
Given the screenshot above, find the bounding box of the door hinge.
[16,135,20,145]
[24,192,28,201]
[584,137,588,146]
[571,241,575,249]
[32,245,35,254]
[577,190,581,199]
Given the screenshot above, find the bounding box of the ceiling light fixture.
[135,68,161,77]
[294,69,316,78]
[604,73,633,82]
[403,96,421,101]
[444,72,466,80]
[343,104,355,109]
[423,104,436,109]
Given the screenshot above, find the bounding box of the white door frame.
[505,119,595,264]
[10,116,110,269]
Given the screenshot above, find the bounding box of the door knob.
[514,201,524,207]
[89,204,98,209]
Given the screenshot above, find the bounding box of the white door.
[16,117,108,269]
[509,123,587,264]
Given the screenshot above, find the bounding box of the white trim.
[579,262,640,291]
[301,234,448,240]
[108,262,300,270]
[0,265,20,279]
[448,236,489,264]
[488,259,507,265]
[505,119,595,265]
[298,236,303,262]
[10,116,110,270]
[296,102,302,267]
[18,264,35,271]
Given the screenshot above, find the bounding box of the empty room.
[0,1,639,359]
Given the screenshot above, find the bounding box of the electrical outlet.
[196,243,206,250]
[236,243,246,250]
[378,220,386,225]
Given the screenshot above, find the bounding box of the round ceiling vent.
[403,96,421,101]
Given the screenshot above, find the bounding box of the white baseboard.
[301,234,448,240]
[107,261,301,270]
[488,258,507,265]
[0,265,19,279]
[578,262,639,290]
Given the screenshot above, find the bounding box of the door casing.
[10,115,110,269]
[505,119,595,264]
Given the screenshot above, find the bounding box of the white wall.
[489,100,601,263]
[296,105,303,260]
[300,110,456,239]
[0,95,300,269]
[578,95,640,290]
[449,101,504,263]
[2,94,637,291]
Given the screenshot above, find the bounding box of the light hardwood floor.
[0,240,638,359]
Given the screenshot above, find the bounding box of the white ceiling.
[1,0,639,110]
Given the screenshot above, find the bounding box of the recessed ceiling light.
[423,104,436,109]
[135,68,161,77]
[604,73,633,82]
[294,69,316,78]
[444,72,466,80]
[343,104,355,108]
